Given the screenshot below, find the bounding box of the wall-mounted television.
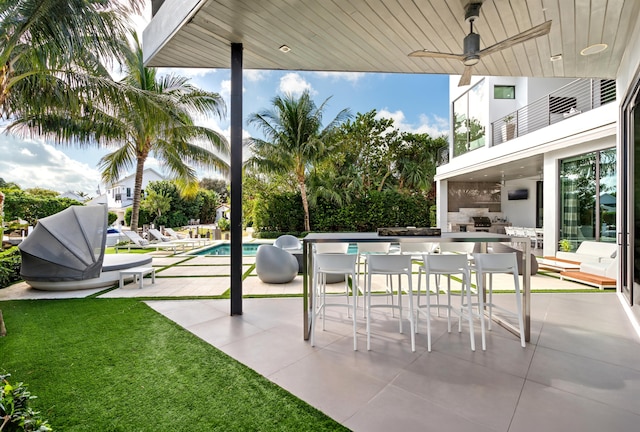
[508,189,529,200]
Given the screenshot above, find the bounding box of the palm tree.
[95,35,229,231]
[0,0,142,120]
[247,91,350,232]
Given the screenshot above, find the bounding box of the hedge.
[0,247,22,289]
[253,190,433,234]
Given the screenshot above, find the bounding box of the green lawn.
[0,299,347,431]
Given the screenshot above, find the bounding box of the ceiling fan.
[409,2,552,86]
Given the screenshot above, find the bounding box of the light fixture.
[550,53,562,61]
[580,43,608,56]
[279,45,291,53]
[463,55,480,66]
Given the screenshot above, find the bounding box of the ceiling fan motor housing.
[463,32,480,65]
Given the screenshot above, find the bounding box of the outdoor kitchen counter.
[302,231,531,343]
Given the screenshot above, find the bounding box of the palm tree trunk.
[299,180,311,232]
[130,157,146,232]
[0,310,6,336]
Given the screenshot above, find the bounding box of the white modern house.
[104,168,165,225]
[435,75,617,261]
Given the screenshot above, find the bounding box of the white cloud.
[0,134,102,195]
[279,72,316,96]
[244,69,269,82]
[376,109,449,137]
[314,71,365,83]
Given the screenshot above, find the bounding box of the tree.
[0,0,142,121]
[94,35,229,231]
[247,90,350,231]
[199,178,229,203]
[141,190,171,225]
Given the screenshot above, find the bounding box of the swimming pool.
[190,242,359,256]
[191,243,262,256]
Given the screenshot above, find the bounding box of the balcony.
[492,78,616,145]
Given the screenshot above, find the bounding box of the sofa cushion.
[580,258,617,279]
[555,241,617,264]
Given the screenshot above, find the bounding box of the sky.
[0,10,452,196]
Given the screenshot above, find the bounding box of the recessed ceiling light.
[550,54,562,61]
[279,45,291,53]
[580,43,608,56]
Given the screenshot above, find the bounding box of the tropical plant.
[93,35,229,231]
[247,90,350,231]
[141,190,171,225]
[0,373,51,431]
[0,0,142,121]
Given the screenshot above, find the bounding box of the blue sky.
[0,8,452,196]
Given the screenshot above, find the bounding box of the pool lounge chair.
[147,228,201,250]
[164,227,187,239]
[116,230,178,253]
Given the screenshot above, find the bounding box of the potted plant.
[502,114,516,141]
[559,238,572,252]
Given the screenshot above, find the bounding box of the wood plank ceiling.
[145,0,640,81]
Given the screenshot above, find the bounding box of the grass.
[0,299,347,431]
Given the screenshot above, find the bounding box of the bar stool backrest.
[315,242,349,254]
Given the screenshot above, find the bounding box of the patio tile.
[510,380,640,432]
[267,348,390,423]
[344,385,496,432]
[242,275,303,295]
[98,276,229,297]
[527,345,640,414]
[0,281,105,300]
[145,299,230,327]
[150,256,194,267]
[393,351,526,431]
[158,265,235,276]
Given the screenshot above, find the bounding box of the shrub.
[107,212,118,226]
[217,218,230,231]
[0,247,21,289]
[0,373,52,431]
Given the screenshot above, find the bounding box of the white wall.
[501,179,538,227]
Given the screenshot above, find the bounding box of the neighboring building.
[215,204,230,224]
[59,191,88,203]
[104,168,165,226]
[435,76,617,259]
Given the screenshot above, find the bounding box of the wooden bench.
[559,271,616,290]
[119,267,156,289]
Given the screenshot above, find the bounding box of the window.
[453,79,486,157]
[559,148,616,251]
[126,188,131,198]
[494,85,515,99]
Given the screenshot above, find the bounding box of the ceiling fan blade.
[480,21,552,57]
[458,65,473,86]
[408,50,465,61]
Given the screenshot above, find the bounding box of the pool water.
[192,243,261,256]
[191,243,359,256]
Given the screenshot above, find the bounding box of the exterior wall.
[501,178,538,227]
[437,76,617,247]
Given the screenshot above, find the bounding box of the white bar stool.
[357,242,391,316]
[365,254,415,352]
[473,252,526,348]
[417,254,485,352]
[400,242,438,312]
[311,252,359,350]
